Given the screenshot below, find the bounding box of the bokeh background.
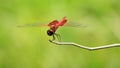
[0,0,120,68]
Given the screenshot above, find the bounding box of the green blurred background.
[0,0,120,68]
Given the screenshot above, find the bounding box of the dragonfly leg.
[50,33,61,41]
[54,33,61,41]
[52,34,56,41]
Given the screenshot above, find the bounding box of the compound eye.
[47,29,54,36]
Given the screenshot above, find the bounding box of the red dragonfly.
[47,16,67,41]
[47,16,67,35]
[18,16,85,41]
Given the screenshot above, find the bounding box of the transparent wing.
[63,22,87,28]
[17,23,48,28]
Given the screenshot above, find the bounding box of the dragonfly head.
[47,29,54,36]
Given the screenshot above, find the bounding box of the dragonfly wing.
[18,23,47,28]
[64,22,87,28]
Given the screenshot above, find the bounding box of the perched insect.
[46,16,67,41]
[47,16,67,36]
[18,16,85,41]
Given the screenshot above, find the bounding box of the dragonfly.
[18,16,85,41]
[46,16,67,41]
